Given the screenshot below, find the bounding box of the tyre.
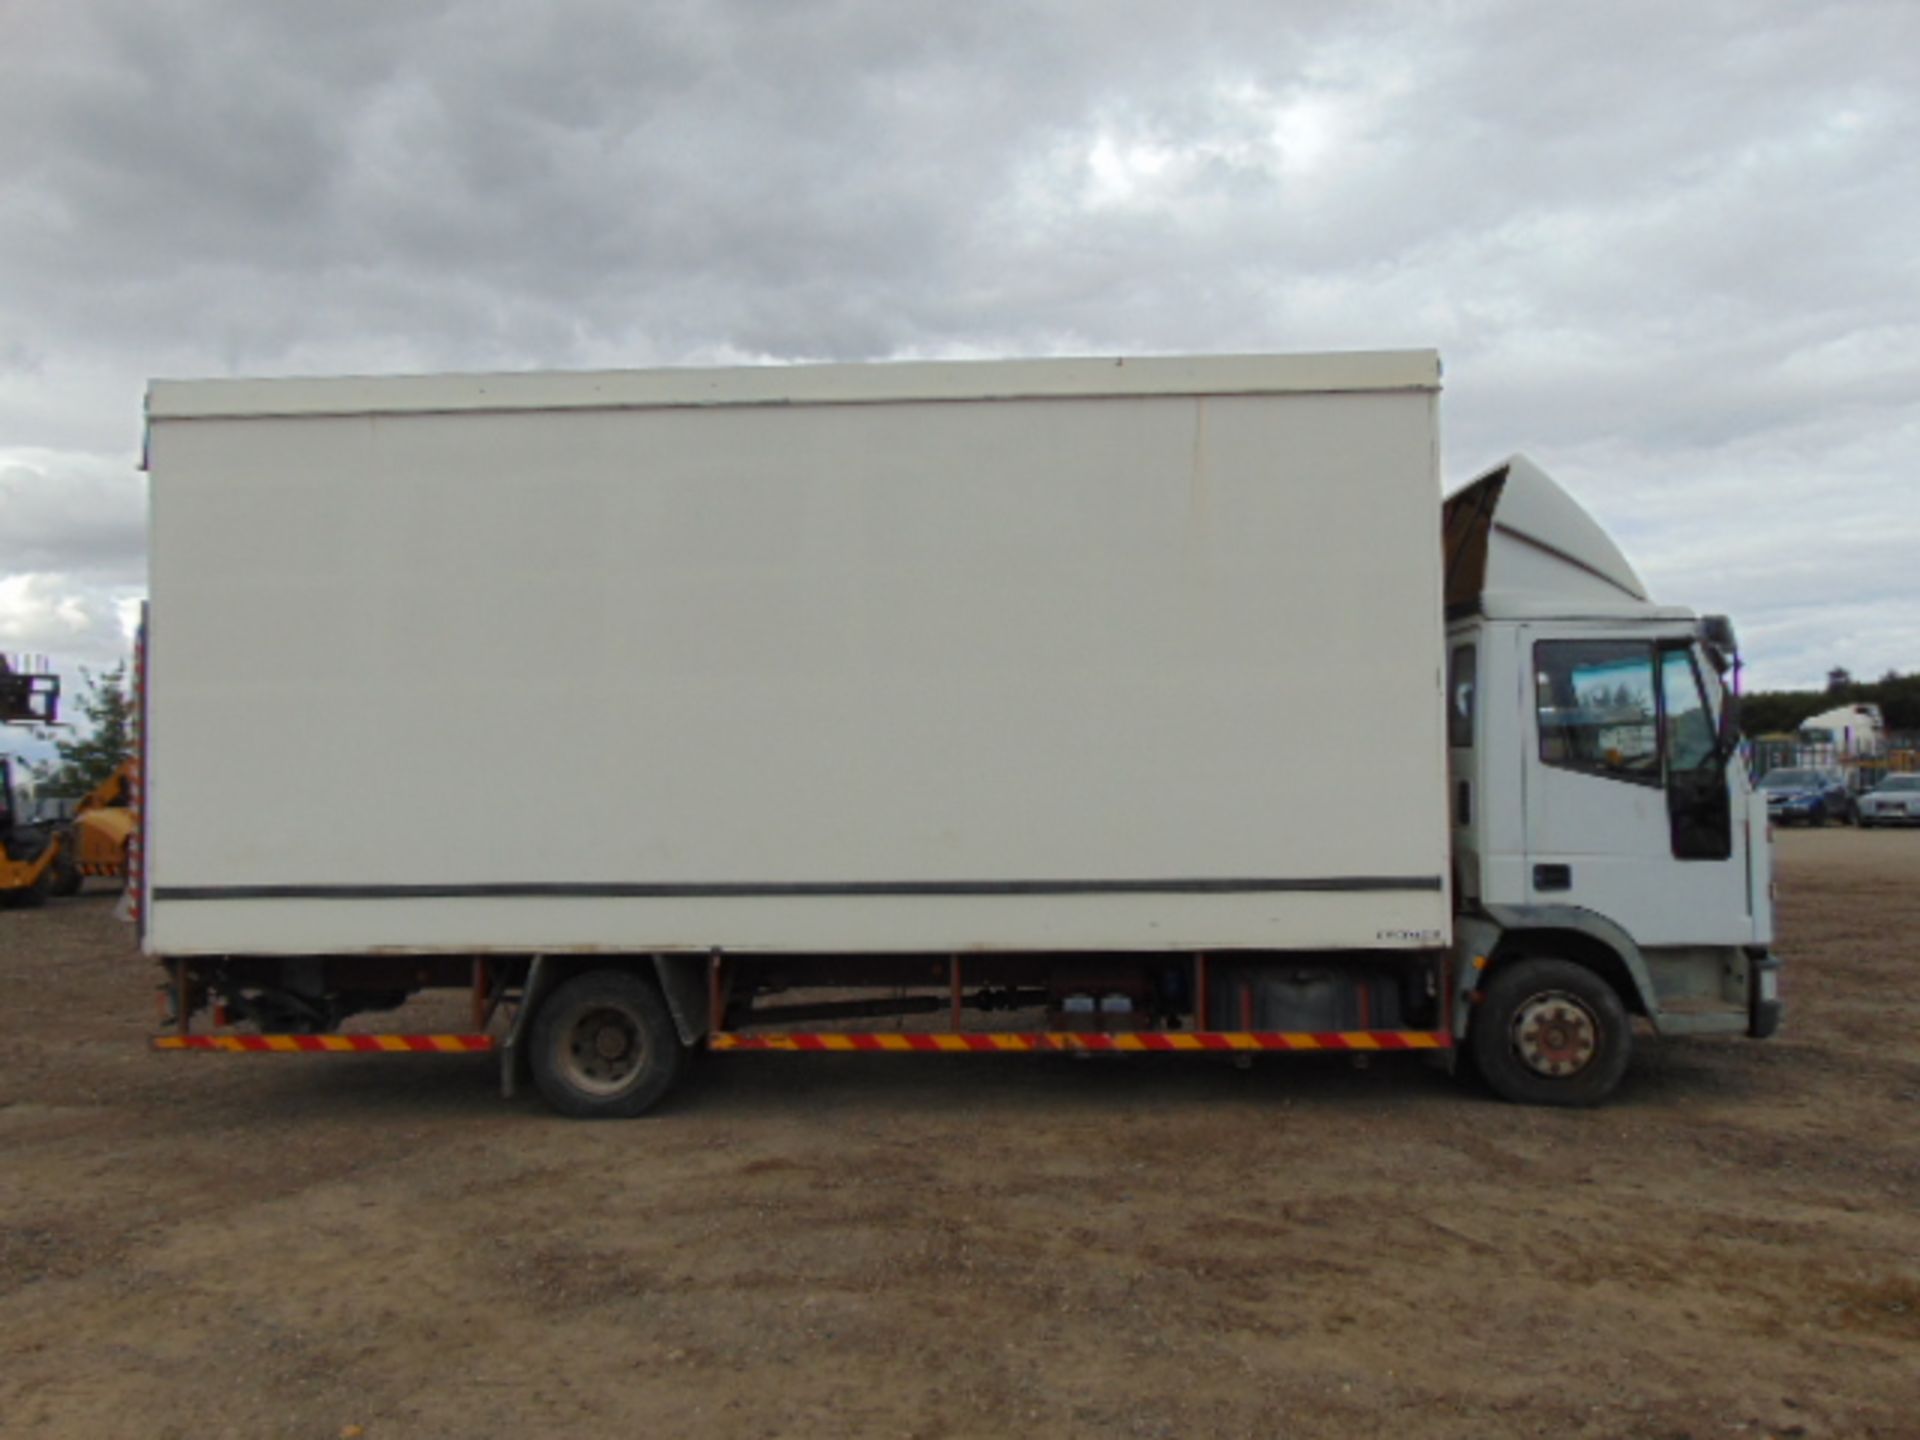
[1470,958,1632,1107]
[5,867,51,909]
[529,969,687,1118]
[48,851,82,898]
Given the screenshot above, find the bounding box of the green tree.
[35,664,133,799]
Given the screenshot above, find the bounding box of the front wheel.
[2,868,51,908]
[529,969,687,1118]
[1471,958,1632,1107]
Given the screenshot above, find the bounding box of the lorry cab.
[1442,457,1779,1080]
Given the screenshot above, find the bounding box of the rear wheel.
[529,969,687,1118]
[1471,958,1631,1107]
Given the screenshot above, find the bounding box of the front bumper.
[1748,949,1782,1039]
[1861,805,1920,824]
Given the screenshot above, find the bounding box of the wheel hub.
[1511,991,1600,1078]
[562,1004,645,1094]
[594,1024,631,1062]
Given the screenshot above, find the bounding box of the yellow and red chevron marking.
[153,1033,494,1054]
[709,1030,1449,1053]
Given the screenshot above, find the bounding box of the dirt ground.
[2,831,1916,1440]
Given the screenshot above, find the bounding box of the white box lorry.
[140,351,1778,1114]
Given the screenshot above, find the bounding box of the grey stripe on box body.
[153,875,1446,902]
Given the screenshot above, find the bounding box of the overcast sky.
[2,0,1915,703]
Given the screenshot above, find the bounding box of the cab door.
[1520,629,1750,946]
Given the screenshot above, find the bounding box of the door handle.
[1533,863,1571,892]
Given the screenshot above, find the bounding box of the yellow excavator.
[1,655,64,907]
[47,760,134,895]
[0,754,67,907]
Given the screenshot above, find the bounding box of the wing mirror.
[1698,615,1743,758]
[1698,614,1737,673]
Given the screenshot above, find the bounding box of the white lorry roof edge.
[146,350,1441,421]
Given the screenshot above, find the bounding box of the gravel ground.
[1,828,1916,1439]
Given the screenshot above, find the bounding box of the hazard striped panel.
[152,1030,1447,1056]
[153,1033,494,1054]
[709,1030,1449,1053]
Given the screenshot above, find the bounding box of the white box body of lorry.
[143,352,1450,957]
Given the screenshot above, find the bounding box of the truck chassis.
[152,949,1457,1116]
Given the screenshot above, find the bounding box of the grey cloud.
[0,571,140,673]
[0,453,145,577]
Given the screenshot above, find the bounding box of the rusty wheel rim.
[560,1003,646,1096]
[1510,990,1600,1079]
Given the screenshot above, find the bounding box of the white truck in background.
[1797,703,1885,759]
[139,351,1778,1115]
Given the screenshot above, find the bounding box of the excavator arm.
[76,760,132,816]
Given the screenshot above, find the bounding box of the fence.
[1747,732,1920,788]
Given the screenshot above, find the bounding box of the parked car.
[1757,766,1854,826]
[1858,774,1920,827]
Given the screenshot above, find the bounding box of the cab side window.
[1448,643,1476,748]
[1660,648,1716,772]
[1535,641,1659,784]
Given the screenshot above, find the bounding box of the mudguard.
[1456,903,1662,1035]
[652,954,711,1046]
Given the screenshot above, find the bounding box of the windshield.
[1759,769,1819,789]
[1878,775,1920,793]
